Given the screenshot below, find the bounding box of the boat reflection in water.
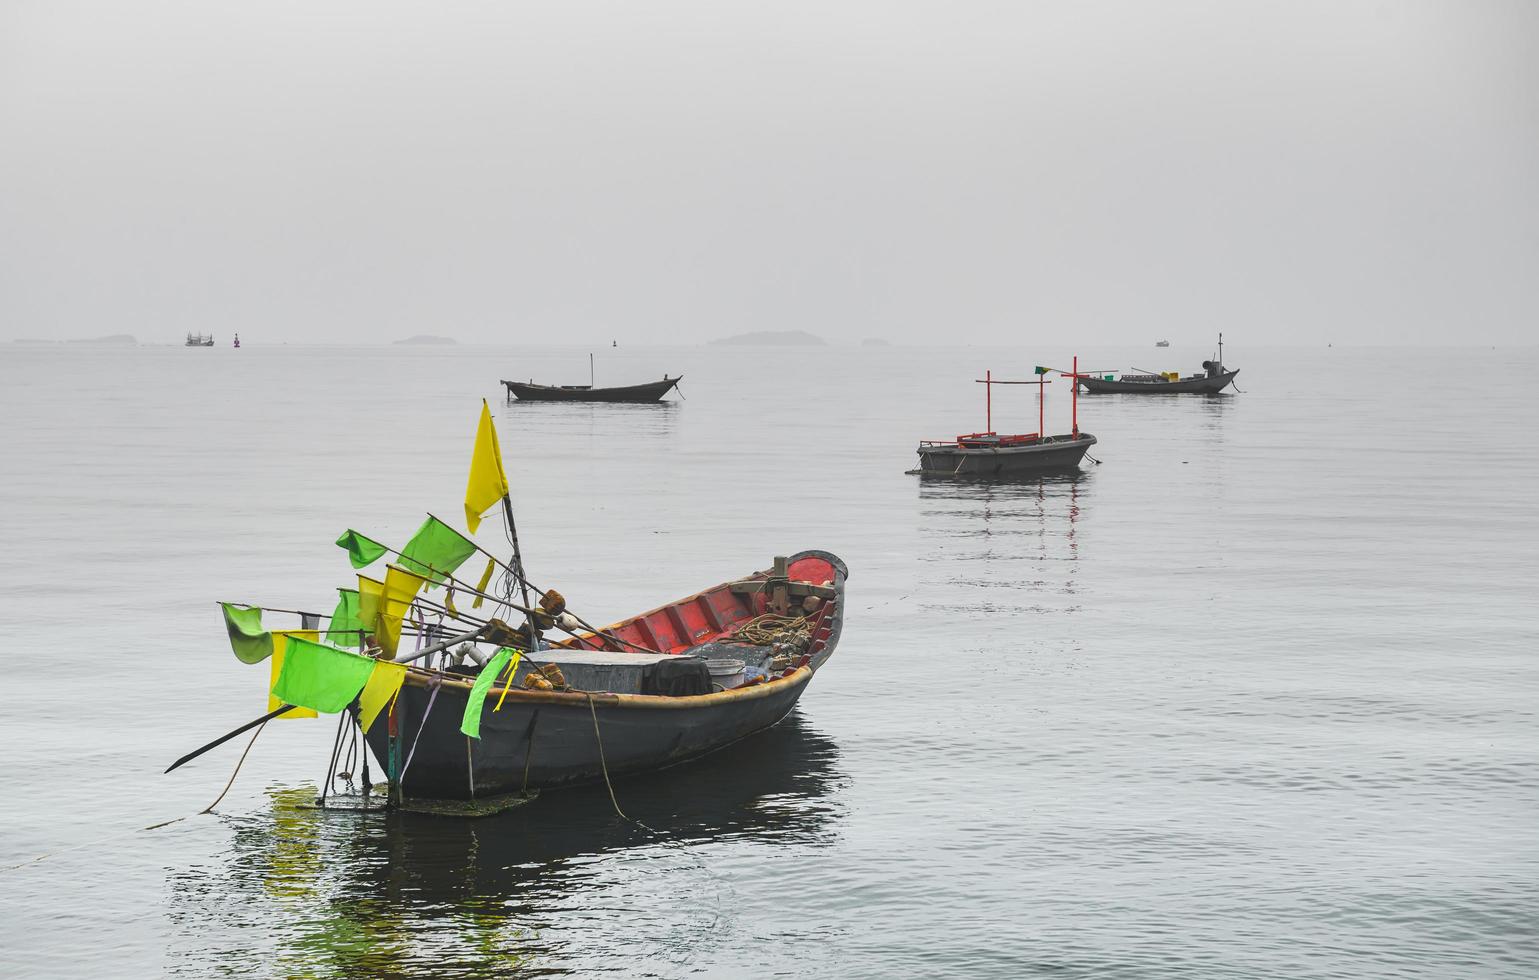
[166,712,844,978]
[915,471,1089,621]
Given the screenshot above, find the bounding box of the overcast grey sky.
[2,0,1535,346]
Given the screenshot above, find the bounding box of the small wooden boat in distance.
[501,376,681,403]
[913,358,1096,477]
[1078,333,1238,394]
[915,431,1097,477]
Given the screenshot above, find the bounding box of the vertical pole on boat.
[1072,356,1079,438]
[986,369,992,433]
[500,494,541,654]
[1039,374,1044,438]
[387,699,400,806]
[590,352,595,388]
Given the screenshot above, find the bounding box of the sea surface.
[0,342,1534,979]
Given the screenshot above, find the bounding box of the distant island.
[395,335,457,346]
[14,334,137,345]
[709,330,826,347]
[861,338,892,347]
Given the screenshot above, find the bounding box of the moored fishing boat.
[912,357,1097,478]
[365,551,846,799]
[502,376,680,403]
[172,401,842,813]
[915,431,1097,477]
[1078,334,1239,394]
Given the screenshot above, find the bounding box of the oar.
[165,704,300,773]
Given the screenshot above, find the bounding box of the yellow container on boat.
[1164,372,1179,382]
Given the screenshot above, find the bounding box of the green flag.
[271,635,378,713]
[398,515,478,585]
[335,529,388,569]
[221,603,273,664]
[1034,365,1049,375]
[461,647,516,739]
[325,588,362,647]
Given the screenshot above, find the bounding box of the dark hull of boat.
[501,377,680,402]
[363,549,846,800]
[914,433,1096,477]
[362,668,815,798]
[1078,370,1238,394]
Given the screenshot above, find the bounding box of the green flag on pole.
[325,588,362,647]
[398,515,478,585]
[270,635,378,713]
[1034,365,1049,375]
[221,603,274,664]
[335,529,388,569]
[461,647,517,739]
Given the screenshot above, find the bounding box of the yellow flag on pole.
[358,661,408,732]
[375,565,430,656]
[384,564,430,606]
[267,630,322,718]
[471,556,496,609]
[357,575,385,639]
[464,399,509,534]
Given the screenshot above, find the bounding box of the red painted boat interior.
[552,555,839,660]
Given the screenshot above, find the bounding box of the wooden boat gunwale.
[399,662,814,710]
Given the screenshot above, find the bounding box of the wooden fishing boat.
[913,358,1097,478]
[915,431,1097,477]
[361,550,847,800]
[1076,368,1237,394]
[1078,334,1238,394]
[501,376,681,403]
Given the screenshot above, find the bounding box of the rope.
[396,679,441,786]
[718,614,812,648]
[586,693,628,821]
[198,720,268,814]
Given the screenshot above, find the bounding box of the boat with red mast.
[913,357,1098,477]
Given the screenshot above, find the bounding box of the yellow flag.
[375,565,429,656]
[358,661,408,732]
[464,399,509,534]
[384,564,430,606]
[493,651,522,713]
[357,575,385,637]
[267,631,322,718]
[471,556,496,609]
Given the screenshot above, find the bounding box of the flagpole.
[498,493,542,654]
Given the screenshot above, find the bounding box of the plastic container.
[705,658,746,690]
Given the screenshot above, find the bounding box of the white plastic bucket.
[705,658,746,690]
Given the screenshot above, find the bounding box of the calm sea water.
[0,342,1535,979]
